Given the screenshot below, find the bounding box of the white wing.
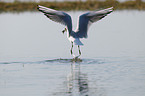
[37,5,72,33]
[76,7,113,38]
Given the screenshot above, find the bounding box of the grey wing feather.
[76,7,113,38]
[37,5,72,33]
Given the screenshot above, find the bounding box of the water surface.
[0,10,145,96]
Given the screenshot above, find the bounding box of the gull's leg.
[70,42,76,58]
[70,42,73,55]
[78,45,81,56]
[75,45,81,59]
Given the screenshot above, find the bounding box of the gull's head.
[62,28,67,34]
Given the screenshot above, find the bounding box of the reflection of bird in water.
[37,5,113,58]
[67,63,89,96]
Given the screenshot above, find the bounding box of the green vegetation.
[0,0,145,12]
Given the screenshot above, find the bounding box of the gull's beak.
[62,28,67,34]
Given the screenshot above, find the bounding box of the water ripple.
[0,58,106,65]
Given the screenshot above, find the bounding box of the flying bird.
[37,5,113,58]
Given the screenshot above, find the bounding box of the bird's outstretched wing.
[76,7,113,38]
[37,5,72,34]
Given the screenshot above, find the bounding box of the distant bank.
[0,0,145,12]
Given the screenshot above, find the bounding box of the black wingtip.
[37,5,40,7]
[37,5,39,8]
[37,5,41,11]
[37,5,39,9]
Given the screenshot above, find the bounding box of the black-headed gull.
[37,5,113,58]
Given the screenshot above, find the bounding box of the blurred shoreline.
[0,0,145,12]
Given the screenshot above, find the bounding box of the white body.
[67,32,83,45]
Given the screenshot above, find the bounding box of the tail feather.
[74,38,84,45]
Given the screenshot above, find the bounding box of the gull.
[37,5,113,58]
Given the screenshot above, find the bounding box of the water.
[0,10,145,96]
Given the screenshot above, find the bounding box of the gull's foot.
[74,55,79,59]
[73,53,81,59]
[71,57,82,62]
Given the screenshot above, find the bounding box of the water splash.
[0,58,106,65]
